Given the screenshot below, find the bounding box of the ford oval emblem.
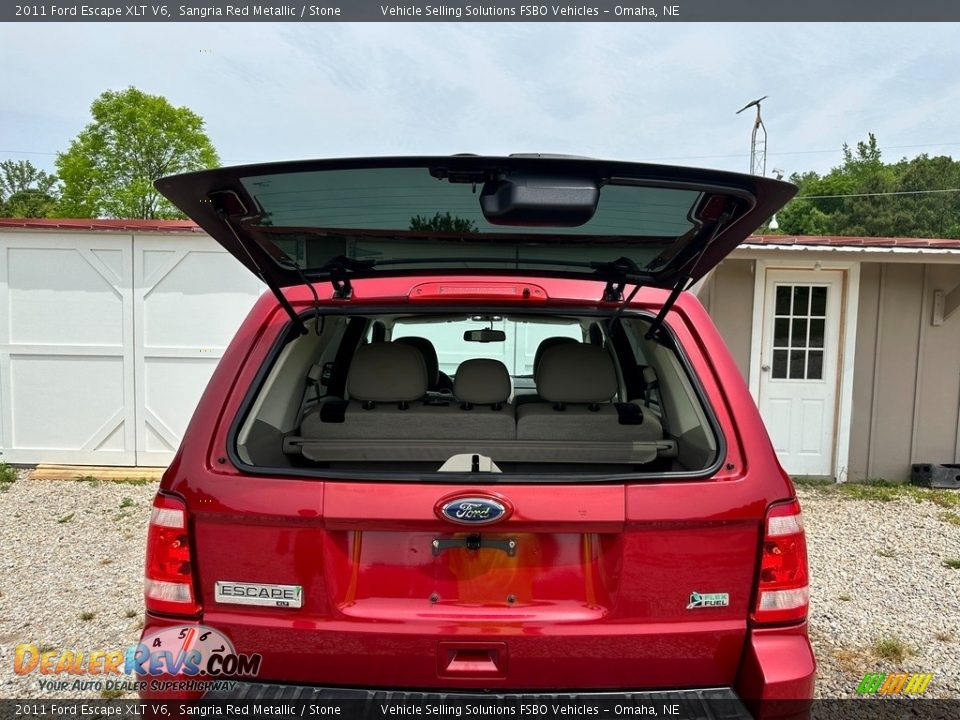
[439,497,507,526]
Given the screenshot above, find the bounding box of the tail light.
[752,499,809,625]
[145,493,200,616]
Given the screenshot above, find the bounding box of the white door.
[758,270,843,476]
[0,232,136,465]
[133,235,263,466]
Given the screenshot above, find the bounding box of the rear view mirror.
[464,329,507,343]
[480,173,599,226]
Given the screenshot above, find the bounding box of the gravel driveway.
[1,471,958,700]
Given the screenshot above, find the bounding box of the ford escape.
[139,156,815,718]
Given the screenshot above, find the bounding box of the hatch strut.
[213,206,308,335]
[642,209,735,340]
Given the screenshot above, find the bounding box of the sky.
[2,22,960,180]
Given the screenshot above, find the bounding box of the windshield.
[392,317,583,378]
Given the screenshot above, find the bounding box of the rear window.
[233,310,720,481]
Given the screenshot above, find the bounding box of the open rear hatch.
[155,155,796,330]
[155,157,800,691]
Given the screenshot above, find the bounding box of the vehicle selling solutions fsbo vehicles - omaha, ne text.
[139,155,814,719]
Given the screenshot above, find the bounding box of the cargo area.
[234,310,721,478]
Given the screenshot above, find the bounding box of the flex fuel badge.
[686,591,730,609]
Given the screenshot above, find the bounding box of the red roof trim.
[0,218,203,233]
[0,219,958,249]
[747,234,960,249]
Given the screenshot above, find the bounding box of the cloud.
[1,22,958,177]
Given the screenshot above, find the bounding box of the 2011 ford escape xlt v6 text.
[138,156,814,719]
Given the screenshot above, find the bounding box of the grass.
[872,635,912,663]
[876,547,896,558]
[125,609,138,618]
[79,611,95,621]
[943,558,960,569]
[99,689,125,700]
[119,497,135,508]
[72,475,153,486]
[838,592,852,602]
[796,477,960,508]
[0,462,17,484]
[57,512,75,524]
[935,630,954,642]
[940,511,960,527]
[830,648,868,673]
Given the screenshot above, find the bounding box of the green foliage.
[778,133,960,238]
[409,212,477,233]
[55,87,219,219]
[0,160,59,218]
[0,462,17,484]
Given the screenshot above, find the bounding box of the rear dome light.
[145,494,200,616]
[752,499,809,625]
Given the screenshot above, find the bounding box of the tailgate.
[190,478,762,690]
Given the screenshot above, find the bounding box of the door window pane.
[791,318,808,347]
[810,286,827,316]
[789,350,806,379]
[775,286,791,315]
[793,286,810,316]
[774,318,789,347]
[809,319,825,348]
[807,350,824,380]
[772,349,788,379]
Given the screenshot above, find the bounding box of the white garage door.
[0,230,262,467]
[133,235,263,466]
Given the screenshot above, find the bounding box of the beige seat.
[301,342,442,440]
[450,358,514,439]
[516,343,663,442]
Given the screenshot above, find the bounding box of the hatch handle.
[432,534,517,557]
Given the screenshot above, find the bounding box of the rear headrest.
[455,359,511,405]
[347,342,427,403]
[533,336,578,376]
[536,344,617,403]
[394,336,439,387]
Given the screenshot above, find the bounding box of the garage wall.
[848,262,960,481]
[0,229,262,466]
[699,259,755,381]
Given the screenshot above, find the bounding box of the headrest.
[533,336,578,376]
[454,359,512,405]
[394,336,439,387]
[536,344,617,403]
[347,342,427,403]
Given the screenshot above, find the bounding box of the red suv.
[139,156,814,718]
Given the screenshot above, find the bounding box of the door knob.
[761,364,770,372]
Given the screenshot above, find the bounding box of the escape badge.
[686,591,730,609]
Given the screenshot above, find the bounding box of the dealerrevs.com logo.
[13,625,261,693]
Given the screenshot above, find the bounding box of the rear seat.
[451,358,513,439]
[301,342,440,440]
[516,343,663,442]
[301,343,513,441]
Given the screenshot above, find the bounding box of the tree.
[777,134,960,239]
[0,160,59,218]
[55,87,219,219]
[409,212,477,233]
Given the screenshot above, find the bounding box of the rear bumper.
[205,683,754,719]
